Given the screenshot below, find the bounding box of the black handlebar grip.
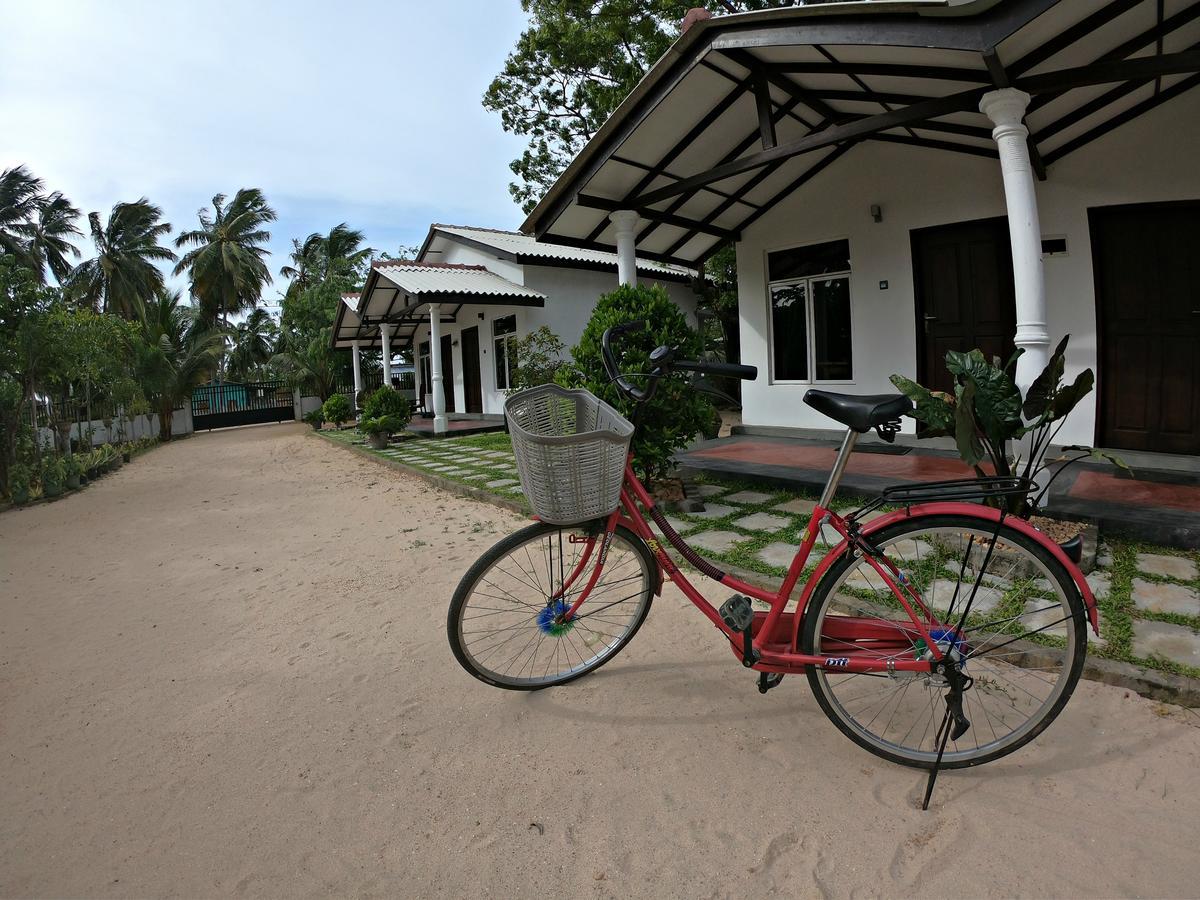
[675,360,758,381]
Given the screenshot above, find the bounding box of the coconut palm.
[174,189,276,328]
[28,192,82,284]
[271,334,340,401]
[0,165,42,264]
[279,223,373,301]
[67,200,176,317]
[227,308,278,381]
[134,289,224,440]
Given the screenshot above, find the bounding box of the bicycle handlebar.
[601,320,758,404]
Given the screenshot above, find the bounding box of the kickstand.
[921,705,954,811]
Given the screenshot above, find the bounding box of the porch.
[677,432,1200,549]
[406,414,505,438]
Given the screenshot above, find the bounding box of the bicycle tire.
[448,521,656,690]
[800,513,1087,769]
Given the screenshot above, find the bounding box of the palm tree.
[0,166,82,284]
[279,223,373,301]
[28,192,82,284]
[0,165,42,264]
[174,189,276,328]
[134,289,224,440]
[67,200,176,317]
[227,308,278,381]
[278,235,320,300]
[271,335,340,401]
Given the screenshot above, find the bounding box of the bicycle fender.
[855,503,1099,634]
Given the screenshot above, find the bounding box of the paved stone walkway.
[322,430,1200,677]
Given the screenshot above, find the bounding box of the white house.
[333,225,698,430]
[520,0,1200,459]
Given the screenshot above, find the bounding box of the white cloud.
[0,0,530,287]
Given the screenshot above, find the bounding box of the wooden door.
[440,334,456,413]
[461,327,483,414]
[912,217,1017,398]
[1092,201,1200,454]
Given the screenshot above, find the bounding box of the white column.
[351,340,363,407]
[979,88,1049,392]
[610,209,640,287]
[429,303,447,434]
[380,326,393,388]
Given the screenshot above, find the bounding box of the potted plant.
[41,456,65,499]
[360,415,404,450]
[303,408,325,431]
[892,336,1126,560]
[321,394,353,429]
[63,453,82,490]
[8,462,33,505]
[358,386,412,448]
[120,442,132,463]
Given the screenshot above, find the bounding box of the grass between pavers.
[317,427,530,510]
[677,472,1200,681]
[317,427,1199,681]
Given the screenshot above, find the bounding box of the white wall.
[410,241,701,415]
[736,87,1200,447]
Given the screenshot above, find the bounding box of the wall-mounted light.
[478,312,485,320]
[870,204,883,223]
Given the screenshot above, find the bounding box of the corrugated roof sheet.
[431,225,696,277]
[371,260,547,300]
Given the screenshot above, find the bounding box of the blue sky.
[0,0,531,309]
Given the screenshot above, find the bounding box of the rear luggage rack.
[851,476,1037,519]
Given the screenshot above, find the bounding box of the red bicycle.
[448,322,1098,800]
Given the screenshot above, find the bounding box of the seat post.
[818,429,859,508]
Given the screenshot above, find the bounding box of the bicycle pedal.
[719,594,754,632]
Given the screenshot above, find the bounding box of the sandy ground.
[2,423,1199,899]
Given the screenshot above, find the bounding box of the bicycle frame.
[554,439,1099,677]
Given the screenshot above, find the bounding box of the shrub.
[361,385,411,427]
[41,456,64,493]
[321,393,353,426]
[8,462,32,502]
[360,414,406,436]
[558,283,712,483]
[62,453,82,479]
[509,326,566,392]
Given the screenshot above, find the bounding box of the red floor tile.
[689,439,979,482]
[1069,469,1200,512]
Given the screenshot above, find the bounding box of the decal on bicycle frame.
[824,657,850,668]
[597,530,615,564]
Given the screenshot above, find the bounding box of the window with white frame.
[493,315,518,389]
[767,239,853,382]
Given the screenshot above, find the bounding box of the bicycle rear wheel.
[448,522,655,690]
[800,514,1087,769]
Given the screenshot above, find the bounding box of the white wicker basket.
[505,385,634,524]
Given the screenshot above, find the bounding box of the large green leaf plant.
[891,336,1127,517]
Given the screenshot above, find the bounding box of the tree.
[134,289,224,440]
[280,223,374,304]
[174,189,276,327]
[0,166,82,284]
[67,200,176,317]
[28,192,82,285]
[272,335,341,402]
[485,1,798,212]
[226,308,279,382]
[0,165,43,265]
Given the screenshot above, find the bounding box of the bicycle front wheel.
[448,521,655,690]
[800,514,1087,769]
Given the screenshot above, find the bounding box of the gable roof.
[369,259,547,300]
[419,223,696,282]
[520,0,1200,266]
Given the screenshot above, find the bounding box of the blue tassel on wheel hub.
[537,599,575,636]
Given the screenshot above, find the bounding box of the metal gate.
[191,380,294,431]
